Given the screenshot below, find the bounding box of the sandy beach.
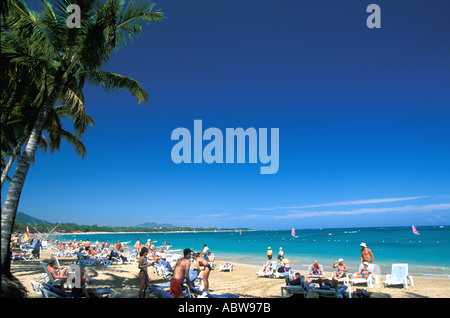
[10,247,450,299]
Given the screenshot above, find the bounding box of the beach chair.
[40,283,116,298]
[124,251,138,264]
[256,261,276,278]
[190,287,241,298]
[20,248,34,261]
[40,283,76,298]
[148,284,193,298]
[306,263,326,282]
[306,287,341,298]
[75,252,94,267]
[93,255,113,266]
[30,274,49,294]
[334,271,350,285]
[149,280,195,298]
[281,274,307,298]
[218,262,234,272]
[350,264,377,288]
[155,262,173,280]
[39,261,65,287]
[383,264,414,289]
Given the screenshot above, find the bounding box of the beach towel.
[190,287,240,298]
[390,264,407,282]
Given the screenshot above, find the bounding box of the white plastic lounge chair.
[280,273,305,298]
[306,264,326,281]
[256,261,276,278]
[40,283,115,298]
[383,264,414,289]
[75,252,94,267]
[306,287,340,298]
[40,283,76,298]
[350,264,376,287]
[273,267,294,279]
[281,285,307,298]
[190,287,241,298]
[336,275,349,285]
[40,261,65,287]
[155,263,173,279]
[218,262,234,272]
[30,274,49,294]
[150,282,194,298]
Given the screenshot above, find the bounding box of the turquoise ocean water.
[52,225,450,277]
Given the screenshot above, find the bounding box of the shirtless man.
[170,248,193,298]
[47,259,90,296]
[359,242,375,264]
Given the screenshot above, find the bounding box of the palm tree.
[1,0,163,282]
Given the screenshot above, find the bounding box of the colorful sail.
[23,227,30,241]
[412,225,420,235]
[291,228,297,237]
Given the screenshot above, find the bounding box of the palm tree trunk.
[1,81,66,275]
[1,137,26,189]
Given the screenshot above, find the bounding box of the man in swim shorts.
[170,248,193,298]
[360,242,375,264]
[266,247,273,260]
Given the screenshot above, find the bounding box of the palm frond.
[86,69,149,104]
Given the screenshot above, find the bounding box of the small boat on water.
[412,225,420,235]
[291,228,298,238]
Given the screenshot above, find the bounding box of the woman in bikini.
[307,260,324,282]
[332,258,348,279]
[350,262,373,279]
[138,247,152,298]
[194,253,211,292]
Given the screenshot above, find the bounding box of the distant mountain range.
[134,222,175,228]
[15,212,175,228]
[16,212,53,225]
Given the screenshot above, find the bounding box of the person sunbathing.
[350,262,373,279]
[307,260,324,282]
[261,262,273,273]
[47,259,91,297]
[332,258,348,279]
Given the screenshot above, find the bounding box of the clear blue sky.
[3,0,450,229]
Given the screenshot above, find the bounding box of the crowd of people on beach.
[137,240,216,298]
[11,228,378,299]
[262,242,376,286]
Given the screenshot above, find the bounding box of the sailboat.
[412,225,420,235]
[291,228,298,238]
